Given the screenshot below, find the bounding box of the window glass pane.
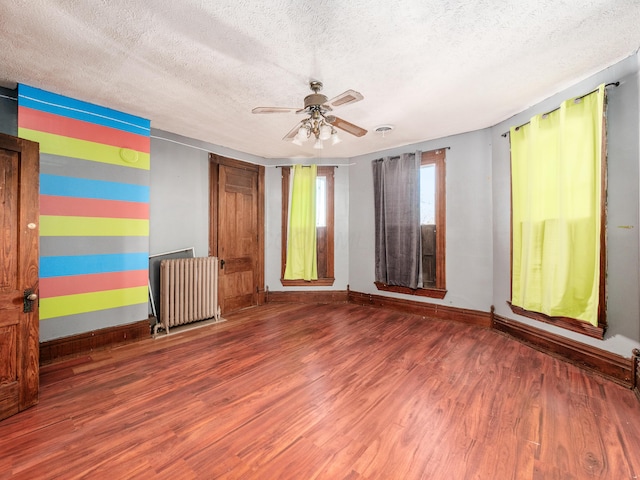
[420,164,435,225]
[316,176,326,227]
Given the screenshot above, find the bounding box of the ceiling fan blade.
[283,122,303,140]
[327,89,363,108]
[252,107,298,114]
[330,116,367,137]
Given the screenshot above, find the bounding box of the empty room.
[1,1,640,479]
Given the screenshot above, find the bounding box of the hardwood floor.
[1,303,639,479]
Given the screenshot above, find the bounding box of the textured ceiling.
[1,1,640,159]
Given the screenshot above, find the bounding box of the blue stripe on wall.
[40,252,149,278]
[19,84,150,136]
[40,174,150,202]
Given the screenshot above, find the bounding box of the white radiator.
[156,256,221,334]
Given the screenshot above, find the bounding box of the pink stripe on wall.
[40,270,149,298]
[40,195,149,219]
[18,106,150,153]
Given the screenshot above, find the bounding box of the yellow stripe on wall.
[18,128,150,170]
[40,286,148,320]
[40,216,149,236]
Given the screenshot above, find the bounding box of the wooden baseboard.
[507,301,604,339]
[40,319,150,365]
[266,290,349,304]
[37,296,636,396]
[633,349,640,400]
[493,313,633,388]
[348,291,636,391]
[348,290,492,328]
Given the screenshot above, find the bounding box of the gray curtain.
[372,152,421,289]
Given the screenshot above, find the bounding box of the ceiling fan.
[252,81,367,148]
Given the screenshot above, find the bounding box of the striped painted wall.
[18,85,150,341]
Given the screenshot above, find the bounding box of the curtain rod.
[274,146,453,168]
[273,163,355,168]
[500,82,619,138]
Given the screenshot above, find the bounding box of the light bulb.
[331,131,341,145]
[295,127,308,139]
[292,136,303,146]
[319,124,332,141]
[313,138,323,149]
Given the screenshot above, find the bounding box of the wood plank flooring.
[1,303,639,479]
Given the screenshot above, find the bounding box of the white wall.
[491,54,640,356]
[348,129,494,312]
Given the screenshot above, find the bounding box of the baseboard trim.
[37,297,636,393]
[633,349,640,400]
[493,313,633,388]
[348,290,492,328]
[266,290,349,304]
[40,319,150,365]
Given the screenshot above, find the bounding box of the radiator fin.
[158,257,220,334]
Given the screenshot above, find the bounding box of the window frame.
[374,148,447,298]
[280,165,335,286]
[507,98,608,339]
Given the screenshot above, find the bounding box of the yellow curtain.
[511,84,604,326]
[284,165,318,280]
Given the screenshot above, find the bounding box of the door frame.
[0,132,40,420]
[209,154,265,306]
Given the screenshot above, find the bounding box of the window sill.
[281,278,335,287]
[507,302,605,340]
[374,281,447,299]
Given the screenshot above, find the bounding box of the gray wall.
[27,53,638,354]
[347,53,640,357]
[149,129,264,258]
[348,129,494,311]
[0,86,17,136]
[149,133,353,294]
[264,159,351,292]
[491,54,640,356]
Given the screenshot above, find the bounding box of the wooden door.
[0,133,39,421]
[210,156,264,314]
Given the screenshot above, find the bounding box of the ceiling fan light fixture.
[252,81,367,149]
[294,126,309,142]
[319,124,332,140]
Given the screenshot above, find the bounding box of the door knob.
[24,290,38,313]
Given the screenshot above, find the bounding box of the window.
[374,149,446,298]
[420,149,446,292]
[281,166,334,286]
[509,85,606,339]
[316,176,326,227]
